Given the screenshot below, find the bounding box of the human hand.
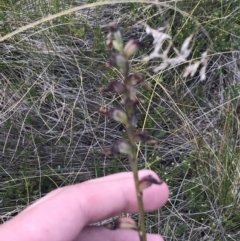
[0,170,169,241]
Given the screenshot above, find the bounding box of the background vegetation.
[0,0,240,240]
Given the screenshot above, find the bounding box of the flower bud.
[109,53,128,74]
[114,217,138,230]
[134,130,150,142]
[145,139,158,148]
[123,39,140,59]
[113,38,123,52]
[111,140,133,157]
[99,80,126,94]
[107,23,123,52]
[105,32,113,50]
[139,175,163,192]
[98,106,109,116]
[127,73,145,86]
[108,22,118,33]
[124,90,139,107]
[111,109,128,125]
[98,148,112,156]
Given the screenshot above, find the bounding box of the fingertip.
[139,171,169,212]
[147,233,165,241]
[143,181,169,212]
[75,170,169,224]
[76,226,165,241]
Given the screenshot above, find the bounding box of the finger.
[74,226,164,241]
[73,170,168,225]
[0,170,169,241]
[25,170,163,210]
[87,169,161,183]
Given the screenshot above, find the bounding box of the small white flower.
[143,52,161,62]
[145,25,171,45]
[183,61,201,78]
[159,41,172,61]
[200,51,208,64]
[143,24,171,62]
[168,35,192,67]
[168,55,186,67]
[180,35,193,59]
[199,51,208,81]
[153,62,170,73]
[200,64,207,81]
[183,51,209,80]
[142,24,208,80]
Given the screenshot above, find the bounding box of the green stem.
[125,100,146,241]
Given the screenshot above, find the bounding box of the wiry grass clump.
[0,0,240,240]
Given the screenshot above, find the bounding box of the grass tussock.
[0,0,240,240]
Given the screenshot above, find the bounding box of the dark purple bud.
[140,82,151,91]
[124,95,139,108]
[98,148,113,156]
[126,73,145,86]
[134,130,150,142]
[109,52,119,67]
[145,139,158,148]
[109,53,127,74]
[124,86,139,107]
[98,106,110,116]
[99,80,126,94]
[139,175,163,192]
[108,22,118,33]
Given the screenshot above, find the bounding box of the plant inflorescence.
[97,22,208,241]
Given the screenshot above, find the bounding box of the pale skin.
[0,170,169,241]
